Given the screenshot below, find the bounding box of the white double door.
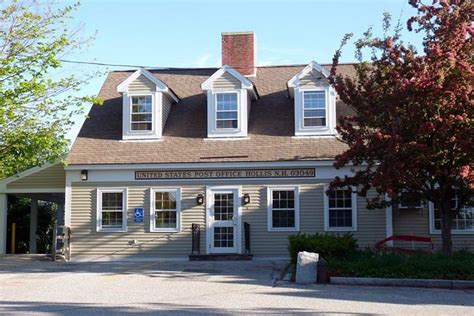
[206,187,241,254]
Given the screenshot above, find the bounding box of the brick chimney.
[221,31,256,76]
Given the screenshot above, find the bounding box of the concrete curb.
[331,277,474,289]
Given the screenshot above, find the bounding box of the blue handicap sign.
[133,208,144,223]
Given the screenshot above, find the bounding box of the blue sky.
[65,0,421,141]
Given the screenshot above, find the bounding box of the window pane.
[271,190,296,228]
[131,123,152,131]
[131,96,152,131]
[102,211,123,228]
[304,118,326,127]
[216,93,238,129]
[214,193,234,220]
[400,192,422,208]
[328,189,353,228]
[155,191,177,210]
[272,210,295,228]
[214,227,234,248]
[155,210,177,228]
[303,91,326,127]
[216,120,237,129]
[131,114,152,122]
[102,192,123,210]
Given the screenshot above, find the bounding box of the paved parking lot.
[0,255,473,315]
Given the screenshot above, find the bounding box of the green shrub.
[288,233,358,263]
[328,250,474,280]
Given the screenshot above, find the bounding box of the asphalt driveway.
[0,255,473,315]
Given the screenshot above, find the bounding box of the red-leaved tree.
[329,0,473,255]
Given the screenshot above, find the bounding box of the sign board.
[133,208,144,223]
[135,168,316,180]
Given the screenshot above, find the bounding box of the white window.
[267,186,300,232]
[399,192,423,209]
[215,92,238,129]
[303,91,326,127]
[150,188,181,232]
[430,193,474,234]
[130,95,153,131]
[324,186,357,231]
[97,188,127,232]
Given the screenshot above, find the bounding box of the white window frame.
[323,184,358,232]
[267,186,300,232]
[206,89,248,138]
[294,86,336,136]
[122,91,163,140]
[429,195,474,235]
[150,188,181,233]
[215,92,240,131]
[302,90,327,128]
[96,188,128,232]
[130,94,154,133]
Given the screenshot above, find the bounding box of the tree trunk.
[440,198,453,256]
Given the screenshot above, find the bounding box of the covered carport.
[0,163,66,255]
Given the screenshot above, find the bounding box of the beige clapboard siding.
[128,75,155,92]
[393,207,474,251]
[212,72,242,90]
[71,184,205,257]
[299,71,329,89]
[70,182,389,257]
[162,94,173,132]
[354,189,386,248]
[7,163,65,190]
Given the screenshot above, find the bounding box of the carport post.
[29,198,38,254]
[0,193,6,254]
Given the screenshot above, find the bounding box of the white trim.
[323,184,358,232]
[205,185,242,254]
[294,86,337,136]
[0,162,60,187]
[64,171,72,227]
[0,193,7,254]
[201,65,257,99]
[64,160,338,171]
[116,68,179,102]
[428,201,474,235]
[207,90,248,138]
[267,186,300,232]
[149,187,181,233]
[96,188,128,233]
[287,61,331,89]
[129,94,154,133]
[122,91,162,140]
[4,188,65,194]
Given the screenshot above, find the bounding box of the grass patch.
[328,250,474,280]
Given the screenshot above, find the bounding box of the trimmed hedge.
[329,250,474,280]
[288,233,358,264]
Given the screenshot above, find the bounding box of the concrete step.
[189,254,253,261]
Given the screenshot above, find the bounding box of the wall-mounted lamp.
[196,194,204,205]
[243,193,251,205]
[80,170,88,181]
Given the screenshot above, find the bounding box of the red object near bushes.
[376,235,434,253]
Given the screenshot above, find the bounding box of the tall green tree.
[0,0,100,178]
[329,0,473,255]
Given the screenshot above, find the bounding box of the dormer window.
[201,65,258,138]
[303,90,326,127]
[216,92,239,129]
[131,95,153,131]
[287,61,337,137]
[117,68,179,140]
